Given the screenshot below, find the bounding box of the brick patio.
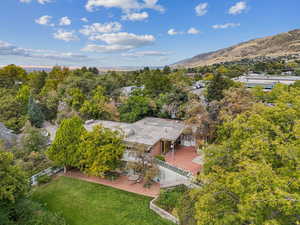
[165,145,201,175]
[62,170,160,198]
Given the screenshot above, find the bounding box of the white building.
[234,74,300,89]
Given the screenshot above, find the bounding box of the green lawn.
[31,176,174,225]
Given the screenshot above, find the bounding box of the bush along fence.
[30,167,63,185]
[150,196,180,225]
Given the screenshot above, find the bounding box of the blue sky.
[0,0,299,67]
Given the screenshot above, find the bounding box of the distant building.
[234,74,300,90]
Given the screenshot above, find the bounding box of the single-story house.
[84,117,195,157]
[44,117,201,185]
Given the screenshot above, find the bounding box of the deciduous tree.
[78,125,125,177]
[193,85,300,225]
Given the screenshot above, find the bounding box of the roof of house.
[44,117,186,148]
[85,117,186,147]
[233,74,300,88]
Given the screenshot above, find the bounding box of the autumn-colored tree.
[126,143,159,186]
[185,101,214,145]
[218,86,254,121]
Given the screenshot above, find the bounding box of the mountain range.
[174,29,300,68]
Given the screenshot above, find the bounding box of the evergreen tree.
[27,96,44,128]
[206,74,234,102]
[47,116,85,173]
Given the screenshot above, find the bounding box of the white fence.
[30,167,63,185]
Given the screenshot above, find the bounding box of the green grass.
[31,176,174,225]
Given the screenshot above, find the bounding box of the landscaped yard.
[31,176,174,225]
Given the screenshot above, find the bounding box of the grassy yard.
[31,176,174,225]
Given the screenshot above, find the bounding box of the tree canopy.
[0,151,28,203]
[193,85,300,225]
[47,116,85,172]
[78,125,125,177]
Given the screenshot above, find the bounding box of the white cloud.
[35,15,54,26]
[37,0,52,4]
[82,32,155,53]
[81,17,89,22]
[229,1,247,15]
[187,27,200,34]
[143,0,164,12]
[90,32,155,46]
[80,22,122,36]
[212,23,240,29]
[20,0,31,3]
[0,40,88,61]
[122,11,149,21]
[85,0,164,13]
[82,44,133,53]
[195,3,208,16]
[59,16,72,26]
[167,29,178,36]
[122,50,169,57]
[53,30,79,42]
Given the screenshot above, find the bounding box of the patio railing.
[30,167,63,185]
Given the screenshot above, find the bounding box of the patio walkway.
[62,170,160,198]
[165,145,201,175]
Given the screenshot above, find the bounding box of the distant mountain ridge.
[174,29,300,68]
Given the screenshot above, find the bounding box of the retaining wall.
[150,197,180,225]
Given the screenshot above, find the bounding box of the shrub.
[144,165,159,188]
[104,171,120,181]
[15,199,67,225]
[37,175,51,185]
[155,185,188,212]
[154,155,165,161]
